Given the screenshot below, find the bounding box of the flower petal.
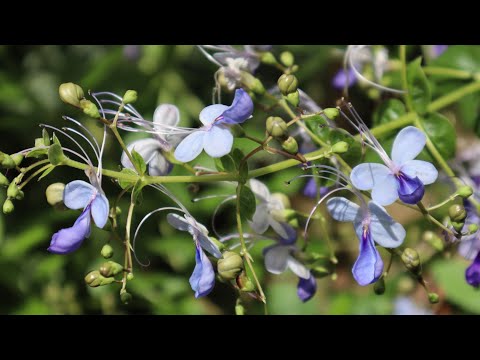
[153,104,180,127]
[189,246,215,298]
[278,223,297,246]
[148,152,173,176]
[287,256,310,279]
[350,163,391,191]
[264,245,290,274]
[326,197,360,222]
[174,131,205,163]
[195,231,222,259]
[91,193,109,229]
[332,68,357,90]
[249,179,271,202]
[352,227,384,286]
[396,174,424,204]
[466,253,480,288]
[48,207,91,254]
[368,201,406,248]
[391,126,426,165]
[297,274,317,302]
[303,178,317,198]
[371,174,399,206]
[63,180,97,210]
[219,88,254,124]
[199,104,228,126]
[121,138,160,171]
[401,159,438,185]
[249,203,269,234]
[166,213,190,231]
[269,218,290,239]
[203,125,233,158]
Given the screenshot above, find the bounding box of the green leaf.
[421,112,456,159]
[118,168,137,189]
[457,93,480,136]
[132,180,144,204]
[42,129,50,146]
[430,45,480,73]
[220,154,236,173]
[231,148,245,165]
[407,57,431,115]
[52,133,61,146]
[305,115,329,143]
[47,143,66,165]
[213,158,224,172]
[37,166,55,181]
[431,259,480,314]
[238,185,256,221]
[131,150,147,175]
[372,99,407,126]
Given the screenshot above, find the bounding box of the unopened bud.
[401,248,421,274]
[101,244,114,259]
[120,291,132,304]
[266,116,288,138]
[123,90,137,104]
[3,199,14,214]
[311,266,330,278]
[324,108,340,120]
[99,261,124,277]
[59,82,84,107]
[281,136,299,154]
[7,182,20,199]
[428,292,439,304]
[285,90,300,107]
[46,182,65,206]
[280,51,294,67]
[374,276,386,295]
[469,224,479,234]
[0,152,16,169]
[449,204,467,222]
[277,74,298,96]
[235,299,245,315]
[10,154,23,167]
[260,52,277,65]
[218,251,244,280]
[80,99,100,119]
[236,271,256,292]
[331,141,349,154]
[0,173,9,187]
[15,190,24,201]
[457,186,473,199]
[84,270,115,287]
[240,72,265,94]
[127,273,134,281]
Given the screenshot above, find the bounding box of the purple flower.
[297,275,317,302]
[48,180,109,254]
[303,178,330,199]
[458,201,480,287]
[327,197,406,285]
[351,126,438,206]
[466,253,480,287]
[432,45,448,58]
[167,213,222,297]
[333,68,357,90]
[174,89,253,162]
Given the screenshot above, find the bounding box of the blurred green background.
[1,45,479,315]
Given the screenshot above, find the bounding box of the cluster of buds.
[266,116,299,155]
[1,152,24,214]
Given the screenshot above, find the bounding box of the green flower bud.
[240,72,265,95]
[451,221,464,232]
[59,82,84,107]
[374,276,386,295]
[0,172,9,187]
[311,266,330,278]
[236,271,256,292]
[3,199,14,214]
[99,261,124,277]
[271,192,291,209]
[46,182,65,206]
[100,244,114,259]
[10,154,23,167]
[281,136,299,154]
[428,292,439,304]
[0,152,16,169]
[401,248,421,275]
[331,141,349,154]
[235,299,245,315]
[285,90,300,107]
[290,65,299,73]
[218,251,244,280]
[266,116,288,138]
[423,231,444,252]
[457,186,473,199]
[288,217,299,228]
[323,108,340,120]
[84,270,115,287]
[277,74,298,96]
[120,291,133,304]
[260,52,277,65]
[7,182,20,199]
[449,204,467,222]
[15,190,24,201]
[80,99,100,119]
[280,51,294,67]
[468,224,479,234]
[127,273,134,281]
[123,90,138,104]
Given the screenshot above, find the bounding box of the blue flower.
[327,197,406,285]
[350,126,438,206]
[48,180,109,254]
[303,178,330,199]
[263,225,317,302]
[458,201,480,287]
[122,104,180,176]
[333,68,357,90]
[174,88,253,162]
[167,213,222,297]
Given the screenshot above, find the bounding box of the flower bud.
[422,231,444,252]
[100,244,114,259]
[236,271,256,292]
[218,251,244,280]
[285,90,300,107]
[331,141,349,154]
[0,152,16,169]
[266,116,288,138]
[281,136,299,154]
[127,273,134,281]
[59,82,84,107]
[80,99,100,119]
[235,299,245,315]
[311,266,330,278]
[457,186,473,199]
[7,182,20,199]
[271,192,291,209]
[468,224,479,234]
[401,248,421,275]
[123,90,138,104]
[323,108,340,120]
[15,190,24,201]
[84,270,115,287]
[428,292,439,304]
[120,291,133,304]
[3,199,14,214]
[260,52,277,65]
[280,51,295,67]
[449,204,467,222]
[10,154,23,167]
[374,276,386,295]
[277,74,298,95]
[451,221,464,232]
[46,182,65,206]
[0,173,9,187]
[99,261,124,277]
[240,72,265,95]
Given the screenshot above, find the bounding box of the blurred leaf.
[118,168,137,189]
[430,45,480,73]
[2,223,49,260]
[407,57,431,114]
[456,93,480,136]
[372,98,406,126]
[268,279,319,315]
[220,154,236,173]
[131,149,146,175]
[421,112,456,159]
[238,185,256,221]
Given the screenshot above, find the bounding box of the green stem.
[18,164,53,190]
[423,66,473,80]
[110,126,142,175]
[399,45,412,110]
[427,194,459,212]
[121,200,135,292]
[417,201,454,236]
[20,159,50,174]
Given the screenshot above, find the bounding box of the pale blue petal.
[268,218,290,239]
[350,163,390,191]
[371,174,399,206]
[368,201,406,248]
[264,245,290,274]
[196,232,222,259]
[121,138,160,170]
[166,213,190,231]
[48,207,91,254]
[91,193,109,229]
[219,88,254,124]
[203,126,233,158]
[189,246,215,298]
[199,104,228,126]
[400,159,438,185]
[352,227,384,286]
[287,256,310,279]
[63,180,96,210]
[249,203,269,234]
[249,179,271,202]
[326,197,360,222]
[391,126,426,165]
[153,104,179,127]
[173,131,205,163]
[148,152,172,176]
